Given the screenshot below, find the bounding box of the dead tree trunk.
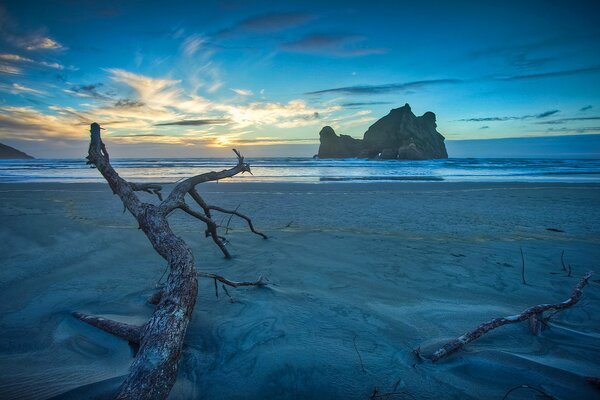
[429,272,593,362]
[74,122,267,399]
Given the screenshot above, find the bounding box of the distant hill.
[0,143,34,159]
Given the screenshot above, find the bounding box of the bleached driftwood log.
[430,272,593,362]
[73,122,267,399]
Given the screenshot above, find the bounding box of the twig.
[197,271,268,288]
[224,204,240,235]
[502,384,555,400]
[222,284,234,303]
[560,250,567,271]
[352,334,366,373]
[213,278,218,298]
[429,272,593,362]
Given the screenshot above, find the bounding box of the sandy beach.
[0,181,599,400]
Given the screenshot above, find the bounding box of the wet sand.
[0,182,599,399]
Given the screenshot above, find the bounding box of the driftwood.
[73,122,267,399]
[429,272,593,362]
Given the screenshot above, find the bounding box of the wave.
[1,157,600,183]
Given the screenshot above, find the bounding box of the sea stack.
[316,103,448,160]
[317,126,363,158]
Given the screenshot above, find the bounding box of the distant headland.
[0,143,34,159]
[316,103,448,160]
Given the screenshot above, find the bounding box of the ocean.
[1,157,600,183]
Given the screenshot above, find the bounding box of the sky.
[0,0,599,158]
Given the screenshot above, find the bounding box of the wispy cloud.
[493,65,600,81]
[0,64,21,74]
[21,36,63,51]
[0,106,84,140]
[65,83,110,99]
[459,110,560,122]
[215,12,315,38]
[281,33,386,57]
[0,53,64,71]
[155,119,230,126]
[305,79,462,95]
[0,6,64,52]
[231,88,253,96]
[534,116,600,125]
[0,83,47,95]
[182,34,205,56]
[341,101,393,108]
[114,99,145,108]
[107,68,183,109]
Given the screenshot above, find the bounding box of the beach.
[0,181,599,399]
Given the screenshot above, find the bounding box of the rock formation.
[316,104,448,160]
[317,126,363,158]
[0,143,34,159]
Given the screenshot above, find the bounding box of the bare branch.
[207,204,268,239]
[178,203,231,258]
[130,182,163,201]
[502,384,555,400]
[429,272,593,362]
[197,271,268,288]
[161,149,251,213]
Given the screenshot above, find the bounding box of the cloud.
[0,64,21,74]
[0,83,46,95]
[545,126,600,134]
[341,101,393,108]
[114,99,145,108]
[580,105,593,111]
[231,137,316,144]
[535,116,600,125]
[535,110,560,118]
[0,53,64,70]
[21,36,63,51]
[231,88,253,96]
[182,34,205,56]
[305,79,462,95]
[155,119,230,126]
[215,99,339,129]
[459,110,560,122]
[65,83,109,99]
[215,12,315,38]
[0,68,343,147]
[107,68,183,108]
[494,65,600,81]
[0,5,65,52]
[0,106,84,140]
[280,33,386,57]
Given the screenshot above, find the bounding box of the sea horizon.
[2,156,600,184]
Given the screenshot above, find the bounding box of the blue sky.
[0,0,599,158]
